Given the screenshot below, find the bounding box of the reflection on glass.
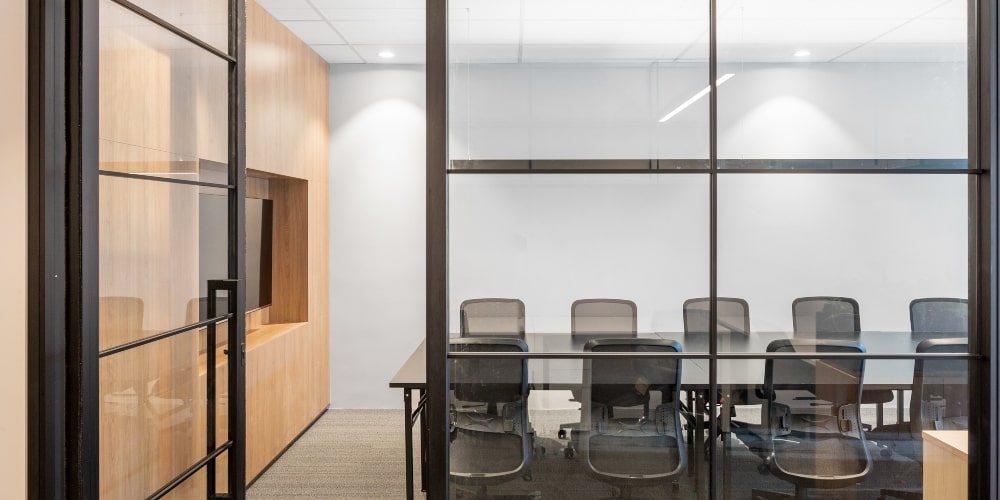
[126,0,229,53]
[99,175,229,351]
[449,174,709,345]
[100,329,211,499]
[717,0,968,168]
[100,0,229,179]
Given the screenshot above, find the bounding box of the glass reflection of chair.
[683,297,751,335]
[449,338,536,499]
[682,297,755,455]
[460,298,526,339]
[751,339,872,500]
[871,339,968,500]
[793,296,893,426]
[571,299,638,337]
[580,339,686,499]
[909,298,968,336]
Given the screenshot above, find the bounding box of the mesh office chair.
[571,299,637,337]
[450,338,534,499]
[683,297,751,335]
[752,339,872,500]
[909,298,968,336]
[792,296,861,336]
[873,339,968,500]
[580,339,687,499]
[793,296,893,421]
[460,298,526,338]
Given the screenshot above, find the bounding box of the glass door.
[95,1,245,498]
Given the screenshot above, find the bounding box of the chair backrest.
[448,338,531,481]
[910,339,968,435]
[581,338,686,482]
[459,298,525,338]
[792,296,861,336]
[571,299,637,337]
[683,297,751,335]
[763,339,871,488]
[910,298,968,335]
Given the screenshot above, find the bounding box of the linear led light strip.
[658,73,735,123]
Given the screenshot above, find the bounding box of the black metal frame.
[426,1,998,500]
[27,0,247,498]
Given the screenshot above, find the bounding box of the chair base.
[454,485,541,500]
[751,486,807,500]
[878,489,922,500]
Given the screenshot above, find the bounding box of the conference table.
[389,330,963,500]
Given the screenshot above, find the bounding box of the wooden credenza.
[923,430,968,500]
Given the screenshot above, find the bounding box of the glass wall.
[444,0,974,499]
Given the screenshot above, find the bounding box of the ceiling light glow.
[378,50,395,58]
[658,73,735,123]
[793,50,811,57]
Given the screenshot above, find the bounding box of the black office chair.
[460,298,526,338]
[752,339,872,500]
[910,298,968,336]
[449,338,534,499]
[872,338,968,500]
[580,339,687,499]
[793,296,893,425]
[571,299,638,337]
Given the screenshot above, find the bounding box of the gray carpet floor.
[248,408,922,499]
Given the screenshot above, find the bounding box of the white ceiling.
[256,0,968,65]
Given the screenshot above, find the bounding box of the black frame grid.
[27,0,248,498]
[426,1,997,499]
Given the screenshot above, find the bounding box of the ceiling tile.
[716,18,907,45]
[835,43,967,63]
[525,0,707,21]
[353,44,426,64]
[257,0,312,9]
[321,8,424,21]
[309,0,423,8]
[449,21,521,44]
[282,21,346,44]
[331,20,424,44]
[312,44,364,63]
[720,0,944,21]
[718,43,861,63]
[521,44,693,63]
[523,20,706,45]
[449,0,521,20]
[450,44,520,63]
[265,8,323,21]
[874,18,967,44]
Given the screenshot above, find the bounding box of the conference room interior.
[10,0,988,498]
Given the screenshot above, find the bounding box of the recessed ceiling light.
[793,50,811,57]
[378,50,395,59]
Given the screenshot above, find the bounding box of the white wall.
[329,65,426,408]
[0,0,27,495]
[329,61,968,408]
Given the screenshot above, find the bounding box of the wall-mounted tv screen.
[198,193,273,320]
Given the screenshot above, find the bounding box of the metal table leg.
[404,389,414,500]
[896,389,904,425]
[420,389,428,493]
[695,390,706,500]
[721,391,732,500]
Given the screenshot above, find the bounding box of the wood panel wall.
[244,0,331,482]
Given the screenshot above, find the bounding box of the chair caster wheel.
[523,473,532,482]
[558,429,568,439]
[563,448,575,458]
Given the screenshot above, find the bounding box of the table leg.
[695,390,706,500]
[404,389,414,500]
[420,389,428,493]
[877,402,884,427]
[721,391,732,500]
[896,389,904,425]
[686,391,695,477]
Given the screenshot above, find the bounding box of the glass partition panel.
[99,0,229,180]
[449,0,710,166]
[717,173,968,350]
[449,173,709,346]
[128,0,229,52]
[99,177,230,351]
[717,0,968,170]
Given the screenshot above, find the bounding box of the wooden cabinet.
[923,430,968,500]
